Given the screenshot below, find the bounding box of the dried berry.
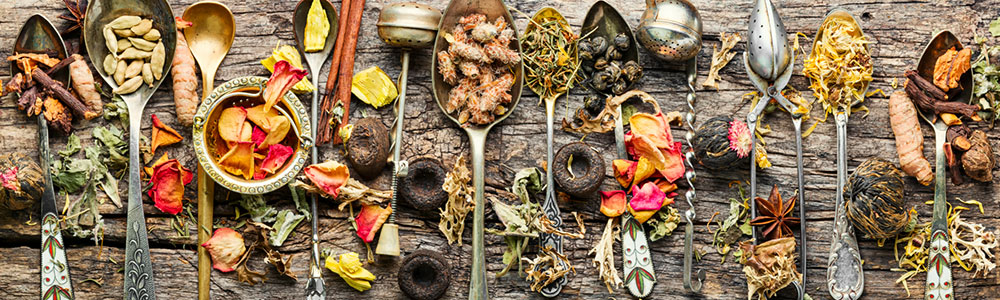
[399,157,448,213]
[844,158,908,239]
[345,117,390,180]
[553,142,605,198]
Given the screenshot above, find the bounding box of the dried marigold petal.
[150,114,182,155]
[599,190,627,218]
[304,160,350,198]
[259,144,293,175]
[218,141,255,180]
[200,228,246,273]
[612,159,636,189]
[218,107,247,143]
[356,203,392,243]
[262,60,306,113]
[147,159,192,215]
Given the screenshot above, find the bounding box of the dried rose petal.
[658,141,685,182]
[599,190,627,218]
[144,153,170,178]
[262,60,306,113]
[612,159,636,189]
[175,17,193,29]
[147,159,193,215]
[245,105,277,130]
[627,133,685,183]
[629,112,674,149]
[652,178,677,193]
[356,204,392,243]
[150,114,183,155]
[259,116,290,149]
[218,141,255,180]
[218,107,247,143]
[629,182,666,212]
[304,161,350,198]
[631,157,656,188]
[200,228,246,272]
[259,144,293,175]
[251,126,266,148]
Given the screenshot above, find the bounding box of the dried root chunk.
[888,91,933,185]
[740,237,800,300]
[523,246,575,293]
[962,130,995,182]
[703,32,741,89]
[933,47,972,92]
[438,155,474,245]
[950,211,999,277]
[588,218,622,293]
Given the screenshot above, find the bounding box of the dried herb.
[268,209,305,247]
[749,185,800,241]
[972,36,1000,126]
[647,206,680,242]
[803,17,873,120]
[437,14,520,125]
[703,32,741,89]
[712,181,753,263]
[438,155,473,245]
[519,10,581,103]
[740,237,800,300]
[588,218,622,293]
[523,246,575,293]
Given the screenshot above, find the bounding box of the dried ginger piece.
[703,32,741,89]
[933,47,972,92]
[740,237,800,300]
[439,154,474,245]
[589,218,622,293]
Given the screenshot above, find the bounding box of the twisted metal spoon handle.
[681,59,704,293]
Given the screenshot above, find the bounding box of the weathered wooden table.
[2,0,1000,299]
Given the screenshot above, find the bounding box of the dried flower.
[599,190,626,218]
[303,160,350,198]
[439,155,474,245]
[149,114,182,155]
[355,204,392,243]
[201,228,246,272]
[147,158,192,215]
[325,252,376,292]
[740,237,800,300]
[262,60,306,113]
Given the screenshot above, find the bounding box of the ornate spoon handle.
[614,104,655,298]
[124,98,156,300]
[538,97,566,297]
[828,112,864,300]
[925,122,952,300]
[39,116,74,300]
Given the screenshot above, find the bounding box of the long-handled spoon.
[14,14,75,300]
[522,7,577,297]
[817,9,867,300]
[432,0,524,298]
[293,0,338,297]
[374,2,441,257]
[181,3,235,299]
[84,1,176,298]
[916,30,972,300]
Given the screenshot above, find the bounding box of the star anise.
[750,185,800,240]
[58,0,88,35]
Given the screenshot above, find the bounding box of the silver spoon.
[375,2,442,257]
[13,13,75,300]
[915,30,971,300]
[636,0,705,293]
[432,0,524,298]
[744,0,805,299]
[293,0,339,297]
[84,1,176,298]
[815,9,868,300]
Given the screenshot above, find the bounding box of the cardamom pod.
[103,25,118,56]
[143,29,161,41]
[108,15,141,30]
[142,63,153,87]
[125,60,143,78]
[114,60,127,85]
[130,19,153,36]
[151,41,165,80]
[113,28,135,37]
[129,37,156,51]
[120,48,152,60]
[103,54,117,75]
[117,39,132,52]
[114,76,143,94]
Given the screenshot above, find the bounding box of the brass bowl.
[192,76,313,195]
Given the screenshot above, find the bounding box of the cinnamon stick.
[905,70,947,100]
[31,68,97,120]
[321,0,366,145]
[316,0,352,145]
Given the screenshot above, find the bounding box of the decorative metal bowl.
[192,76,313,195]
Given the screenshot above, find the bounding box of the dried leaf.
[588,219,622,293]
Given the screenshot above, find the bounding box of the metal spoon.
[816,9,867,300]
[522,7,577,297]
[636,0,705,293]
[432,0,524,298]
[181,3,235,299]
[915,30,971,300]
[375,2,441,257]
[13,13,75,300]
[292,0,338,297]
[84,1,176,298]
[743,0,805,299]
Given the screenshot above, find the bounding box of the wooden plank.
[0,0,999,299]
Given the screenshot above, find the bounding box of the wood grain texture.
[1,0,1000,299]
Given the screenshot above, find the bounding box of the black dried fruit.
[398,249,450,300]
[399,157,449,213]
[614,32,630,51]
[553,142,605,198]
[692,116,752,170]
[845,158,908,239]
[346,117,391,180]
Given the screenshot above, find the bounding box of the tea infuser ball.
[636,0,703,62]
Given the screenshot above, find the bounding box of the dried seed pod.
[125,60,143,78]
[553,142,605,198]
[103,54,118,75]
[0,153,44,212]
[844,157,908,239]
[131,19,153,36]
[143,29,161,41]
[345,117,391,180]
[108,15,141,29]
[398,250,450,300]
[151,41,165,80]
[103,26,118,55]
[113,28,135,37]
[114,59,127,85]
[114,76,143,94]
[142,63,153,87]
[399,157,448,213]
[129,37,156,51]
[962,130,995,182]
[120,48,152,60]
[692,116,752,170]
[117,38,132,52]
[614,32,630,51]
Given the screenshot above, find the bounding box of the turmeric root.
[68,54,103,115]
[889,91,933,185]
[171,17,199,126]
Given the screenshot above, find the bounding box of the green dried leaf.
[52,158,92,194]
[101,171,122,208]
[990,17,1000,37]
[269,209,305,247]
[59,134,81,157]
[238,193,277,223]
[647,206,681,241]
[511,167,543,204]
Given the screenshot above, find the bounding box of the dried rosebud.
[201,228,246,272]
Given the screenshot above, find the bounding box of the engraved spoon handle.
[828,112,864,300]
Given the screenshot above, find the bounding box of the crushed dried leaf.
[439,155,474,245]
[703,32,741,89]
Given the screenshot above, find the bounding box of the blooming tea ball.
[692,116,752,170]
[844,158,909,239]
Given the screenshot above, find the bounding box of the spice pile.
[563,32,644,135]
[100,15,166,95]
[740,185,802,300]
[803,16,873,119]
[6,53,101,133]
[521,12,581,102]
[437,14,520,125]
